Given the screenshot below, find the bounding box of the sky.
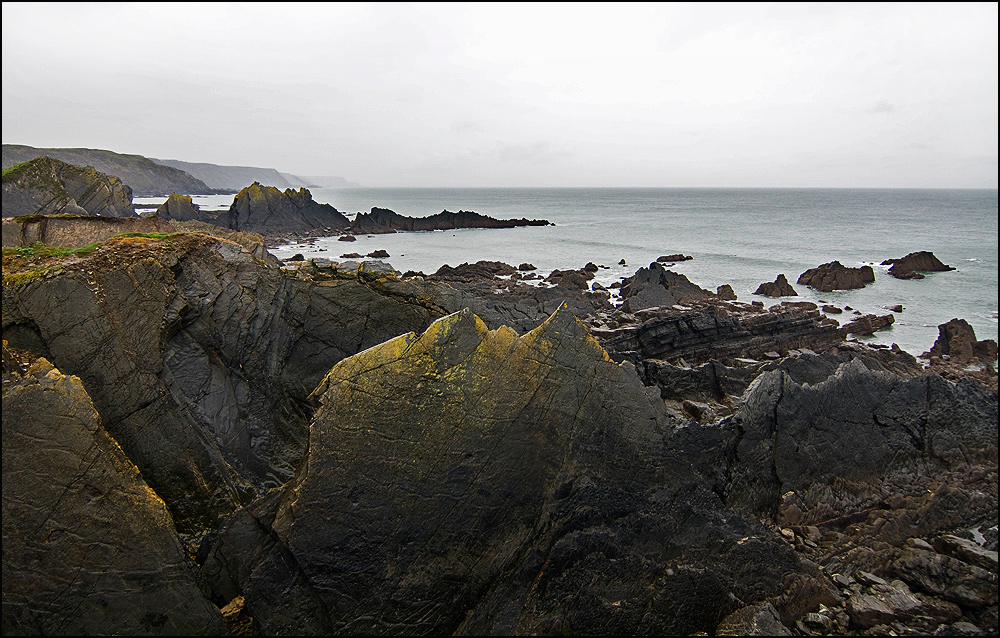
[2,2,997,188]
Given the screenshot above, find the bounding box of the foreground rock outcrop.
[350,206,551,234]
[1,214,175,249]
[3,232,996,636]
[2,156,135,218]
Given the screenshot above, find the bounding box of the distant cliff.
[2,145,216,197]
[152,158,305,190]
[2,156,135,217]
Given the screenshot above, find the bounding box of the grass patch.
[2,241,99,260]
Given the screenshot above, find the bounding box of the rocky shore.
[2,222,996,636]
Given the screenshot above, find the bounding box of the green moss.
[2,241,99,260]
[2,265,61,287]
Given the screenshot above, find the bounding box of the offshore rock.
[923,318,998,365]
[797,260,875,292]
[2,155,135,218]
[206,308,800,635]
[2,350,227,635]
[754,274,797,297]
[155,192,211,222]
[226,182,350,236]
[350,206,551,234]
[840,312,895,336]
[882,251,955,279]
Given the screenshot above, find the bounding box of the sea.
[136,188,998,361]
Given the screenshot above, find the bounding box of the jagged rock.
[204,308,800,635]
[2,352,226,635]
[2,233,450,535]
[754,274,798,297]
[717,284,737,300]
[797,261,875,292]
[426,260,518,283]
[619,262,715,312]
[846,580,924,628]
[226,182,350,236]
[715,602,792,636]
[2,156,134,217]
[350,206,551,234]
[2,214,175,249]
[892,547,998,608]
[155,192,207,222]
[932,535,999,572]
[882,251,955,279]
[545,267,594,289]
[841,313,895,336]
[518,263,536,271]
[923,318,998,364]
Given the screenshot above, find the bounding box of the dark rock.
[656,253,693,263]
[932,535,999,572]
[892,547,998,608]
[755,274,798,297]
[225,182,350,236]
[842,313,895,336]
[885,304,904,313]
[426,260,518,283]
[717,284,737,300]
[155,192,205,222]
[2,156,135,218]
[207,308,800,635]
[583,261,599,272]
[619,258,627,265]
[289,253,304,261]
[846,581,923,628]
[923,319,998,365]
[350,206,551,234]
[882,251,955,280]
[518,263,536,271]
[366,249,390,258]
[337,234,356,241]
[545,268,593,289]
[797,261,875,292]
[619,262,715,312]
[340,252,363,258]
[715,602,792,636]
[2,353,227,635]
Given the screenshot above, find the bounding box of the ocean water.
[155,188,998,360]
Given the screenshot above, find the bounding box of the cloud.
[867,101,898,115]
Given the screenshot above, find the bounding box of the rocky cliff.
[226,182,351,236]
[2,156,135,218]
[2,233,996,636]
[2,144,215,197]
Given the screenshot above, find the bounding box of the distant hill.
[150,160,359,190]
[2,145,216,197]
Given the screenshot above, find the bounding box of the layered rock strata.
[2,156,135,218]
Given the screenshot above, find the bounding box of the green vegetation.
[2,241,99,260]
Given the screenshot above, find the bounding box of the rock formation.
[3,228,996,636]
[797,261,875,292]
[225,182,351,236]
[2,156,135,218]
[350,206,551,234]
[840,313,895,336]
[923,318,999,365]
[155,192,212,222]
[755,274,798,297]
[2,144,216,197]
[882,251,955,280]
[2,214,174,249]
[2,349,228,635]
[618,261,716,312]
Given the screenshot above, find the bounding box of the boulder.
[797,261,875,292]
[2,156,134,218]
[882,251,955,280]
[717,284,737,300]
[225,182,350,236]
[754,274,798,297]
[841,313,895,336]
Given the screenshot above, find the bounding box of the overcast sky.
[3,2,997,188]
